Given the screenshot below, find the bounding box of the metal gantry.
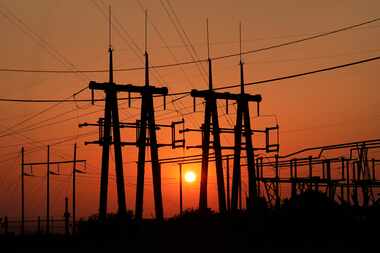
[184,23,278,213]
[81,29,186,220]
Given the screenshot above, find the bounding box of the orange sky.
[0,0,379,221]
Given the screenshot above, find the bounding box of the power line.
[245,47,380,65]
[1,16,378,74]
[0,91,189,102]
[0,110,101,138]
[0,85,88,139]
[0,2,91,81]
[159,0,208,85]
[0,55,379,103]
[281,113,380,135]
[215,55,380,91]
[0,1,92,137]
[0,47,377,155]
[152,24,380,49]
[213,16,380,61]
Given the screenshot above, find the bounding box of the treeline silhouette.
[2,190,379,249]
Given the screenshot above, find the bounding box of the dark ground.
[1,190,379,250]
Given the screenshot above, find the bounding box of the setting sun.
[184,171,196,183]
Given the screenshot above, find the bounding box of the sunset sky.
[0,0,379,222]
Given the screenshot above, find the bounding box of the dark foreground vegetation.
[1,190,379,250]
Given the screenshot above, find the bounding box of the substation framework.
[67,23,380,221]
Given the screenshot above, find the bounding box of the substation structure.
[255,139,380,208]
[159,139,380,212]
[78,27,379,219]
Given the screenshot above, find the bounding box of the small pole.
[256,158,260,198]
[275,155,279,179]
[353,162,358,205]
[179,164,183,216]
[226,156,230,211]
[275,155,280,208]
[290,160,293,179]
[206,18,210,60]
[4,216,8,235]
[308,156,313,189]
[206,18,213,91]
[238,174,242,210]
[64,197,70,236]
[372,158,376,181]
[290,160,296,198]
[239,21,244,94]
[109,5,112,49]
[346,160,350,205]
[46,145,50,234]
[72,144,77,234]
[21,147,25,235]
[326,159,333,200]
[322,160,325,179]
[341,157,345,202]
[309,156,313,178]
[37,216,41,234]
[259,157,264,198]
[145,9,148,54]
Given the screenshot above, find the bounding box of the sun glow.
[184,171,196,183]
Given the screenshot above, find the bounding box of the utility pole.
[21,147,24,235]
[226,156,230,211]
[46,145,50,234]
[64,197,70,236]
[71,143,84,234]
[179,164,183,216]
[21,147,46,235]
[72,144,76,233]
